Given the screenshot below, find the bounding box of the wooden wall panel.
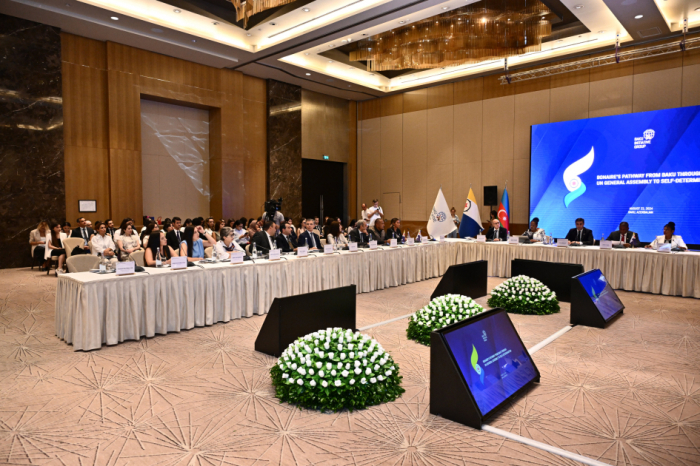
[61,33,106,69]
[359,99,381,120]
[348,101,357,220]
[403,89,427,113]
[589,76,633,118]
[428,83,454,109]
[62,63,109,149]
[380,94,403,117]
[454,78,483,105]
[682,64,700,107]
[632,68,682,112]
[302,90,349,162]
[64,146,110,226]
[109,149,143,223]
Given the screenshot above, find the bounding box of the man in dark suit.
[369,218,387,245]
[349,220,371,245]
[251,221,277,252]
[105,219,116,239]
[70,217,94,255]
[276,222,297,252]
[606,221,637,247]
[297,219,322,249]
[485,218,508,241]
[166,217,183,251]
[566,217,594,245]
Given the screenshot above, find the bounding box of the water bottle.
[507,230,511,242]
[98,253,106,272]
[273,238,277,251]
[155,249,162,267]
[252,242,258,259]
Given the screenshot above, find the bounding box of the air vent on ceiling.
[638,27,661,39]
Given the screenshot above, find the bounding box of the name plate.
[348,242,358,252]
[369,240,378,250]
[557,238,569,248]
[268,249,281,260]
[171,256,187,269]
[476,235,486,243]
[297,246,308,257]
[407,238,415,246]
[389,238,397,247]
[116,261,135,276]
[508,236,520,245]
[599,240,613,249]
[230,251,244,264]
[324,244,334,254]
[439,235,445,242]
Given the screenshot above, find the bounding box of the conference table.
[55,239,700,351]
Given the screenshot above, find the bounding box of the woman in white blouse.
[116,224,142,261]
[521,217,546,243]
[646,222,687,250]
[30,220,49,265]
[325,221,348,248]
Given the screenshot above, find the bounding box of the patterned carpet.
[0,268,698,466]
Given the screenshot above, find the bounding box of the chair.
[129,250,145,267]
[66,255,100,273]
[63,237,85,258]
[245,244,251,255]
[321,238,327,247]
[204,247,213,258]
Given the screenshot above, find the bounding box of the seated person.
[485,218,508,241]
[251,221,278,253]
[91,223,118,263]
[298,219,322,249]
[233,220,249,245]
[213,226,245,258]
[386,218,404,242]
[326,221,349,248]
[368,218,387,245]
[45,221,67,275]
[565,218,594,245]
[180,225,216,261]
[140,222,159,246]
[276,222,297,252]
[62,221,72,235]
[521,217,545,242]
[646,222,687,250]
[606,221,638,247]
[70,217,94,255]
[349,220,371,245]
[144,231,177,266]
[30,220,49,266]
[116,223,142,261]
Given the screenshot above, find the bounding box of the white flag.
[427,188,456,237]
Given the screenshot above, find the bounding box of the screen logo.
[634,129,655,149]
[563,147,595,207]
[471,345,484,384]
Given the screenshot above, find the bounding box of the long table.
[55,240,700,351]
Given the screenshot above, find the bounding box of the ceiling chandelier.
[228,0,296,28]
[349,0,553,71]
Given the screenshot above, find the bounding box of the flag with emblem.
[498,186,510,231]
[459,187,483,238]
[427,188,457,238]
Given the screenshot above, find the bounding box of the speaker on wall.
[483,186,498,206]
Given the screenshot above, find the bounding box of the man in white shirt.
[92,223,117,262]
[368,199,384,228]
[204,217,216,236]
[361,203,369,222]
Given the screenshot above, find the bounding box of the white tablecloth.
[55,240,700,351]
[55,241,463,351]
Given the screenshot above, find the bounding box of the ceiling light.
[442,6,449,10]
[399,20,405,24]
[270,22,276,26]
[574,4,583,9]
[246,33,251,36]
[173,9,181,13]
[110,16,119,20]
[151,28,163,33]
[303,7,310,12]
[212,21,219,25]
[362,33,367,36]
[348,38,352,41]
[306,73,311,76]
[328,60,334,63]
[635,14,643,19]
[342,40,347,43]
[304,52,310,56]
[192,39,196,42]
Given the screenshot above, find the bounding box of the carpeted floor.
[0,268,698,465]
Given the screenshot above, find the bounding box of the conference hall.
[2,0,700,464]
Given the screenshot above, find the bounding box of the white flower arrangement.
[406,294,485,346]
[487,275,560,315]
[270,328,404,412]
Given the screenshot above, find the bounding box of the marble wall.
[267,80,302,222]
[0,14,65,269]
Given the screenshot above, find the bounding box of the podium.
[431,260,488,301]
[255,285,356,357]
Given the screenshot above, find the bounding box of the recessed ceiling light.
[341,40,347,43]
[212,21,219,25]
[635,14,643,19]
[151,28,163,33]
[348,38,352,41]
[399,20,405,24]
[306,73,311,76]
[110,16,119,20]
[304,52,310,56]
[192,39,196,42]
[270,22,276,26]
[246,33,251,36]
[328,60,334,63]
[574,4,583,9]
[557,39,564,42]
[302,8,310,12]
[173,9,181,13]
[442,6,449,9]
[362,33,367,36]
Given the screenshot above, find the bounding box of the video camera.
[264,198,283,220]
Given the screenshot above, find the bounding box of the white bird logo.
[563,147,594,207]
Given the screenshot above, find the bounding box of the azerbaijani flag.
[498,187,510,231]
[459,187,483,238]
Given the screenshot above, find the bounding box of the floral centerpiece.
[487,275,560,315]
[270,328,404,412]
[407,294,486,346]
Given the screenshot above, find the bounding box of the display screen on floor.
[575,269,624,320]
[530,105,700,244]
[443,310,538,416]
